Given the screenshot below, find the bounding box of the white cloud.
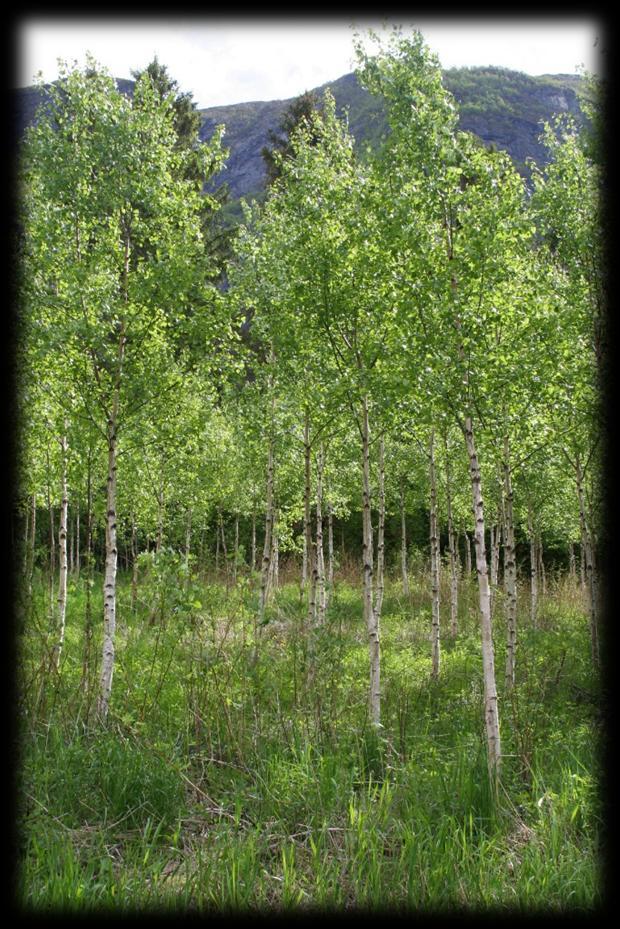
[16,17,605,109]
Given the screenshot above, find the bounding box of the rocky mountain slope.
[14,67,583,205]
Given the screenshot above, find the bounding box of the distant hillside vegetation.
[14,66,584,214]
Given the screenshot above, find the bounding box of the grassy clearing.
[17,564,602,914]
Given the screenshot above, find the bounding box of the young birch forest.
[15,31,607,914]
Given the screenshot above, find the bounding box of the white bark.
[575,453,599,665]
[502,437,517,690]
[528,504,538,629]
[463,416,501,780]
[429,429,441,679]
[444,437,458,637]
[53,432,69,671]
[257,436,275,632]
[316,445,326,625]
[98,410,120,719]
[327,501,334,591]
[362,398,380,727]
[400,482,410,596]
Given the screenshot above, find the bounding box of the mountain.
[14,67,584,209]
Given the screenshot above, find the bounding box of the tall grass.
[16,563,602,913]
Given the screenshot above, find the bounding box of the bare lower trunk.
[27,493,36,597]
[327,502,334,591]
[568,541,576,579]
[302,411,311,595]
[575,453,599,665]
[98,413,119,720]
[233,513,239,581]
[131,513,138,612]
[251,508,257,573]
[502,438,517,690]
[400,482,409,595]
[362,398,380,727]
[528,504,538,629]
[53,433,69,671]
[257,437,275,635]
[429,429,440,679]
[464,530,472,577]
[316,446,326,625]
[268,510,279,593]
[81,452,94,693]
[463,415,501,781]
[373,435,386,630]
[444,437,458,637]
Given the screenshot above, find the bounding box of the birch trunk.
[316,446,326,625]
[400,481,410,596]
[373,435,386,631]
[75,509,80,578]
[257,436,275,632]
[362,398,380,727]
[131,512,138,612]
[53,433,69,670]
[444,437,458,637]
[302,411,311,596]
[502,437,518,690]
[429,429,440,678]
[327,502,334,591]
[27,493,36,598]
[233,513,239,581]
[528,504,538,629]
[97,235,126,722]
[251,507,257,573]
[463,415,501,780]
[568,541,576,579]
[464,530,472,577]
[82,452,94,693]
[98,409,120,719]
[575,453,599,664]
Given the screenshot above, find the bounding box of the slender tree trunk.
[362,398,380,727]
[185,507,192,577]
[429,429,440,679]
[463,415,501,781]
[502,437,518,690]
[215,511,221,575]
[302,411,311,595]
[400,481,410,596]
[53,432,69,671]
[268,509,279,593]
[82,452,94,693]
[98,410,120,719]
[568,540,576,579]
[464,529,472,577]
[528,503,538,629]
[131,512,138,612]
[575,452,599,664]
[444,436,458,637]
[373,435,386,629]
[75,509,80,578]
[327,501,334,591]
[27,493,36,597]
[97,284,126,719]
[219,511,229,576]
[233,513,239,581]
[316,445,326,625]
[257,436,275,634]
[251,507,257,573]
[538,538,546,599]
[46,444,56,617]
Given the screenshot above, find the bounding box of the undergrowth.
[16,564,602,914]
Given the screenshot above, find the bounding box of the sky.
[16,17,606,109]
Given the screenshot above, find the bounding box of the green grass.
[16,564,602,913]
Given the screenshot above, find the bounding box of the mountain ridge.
[14,66,584,206]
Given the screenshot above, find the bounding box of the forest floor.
[16,564,603,914]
